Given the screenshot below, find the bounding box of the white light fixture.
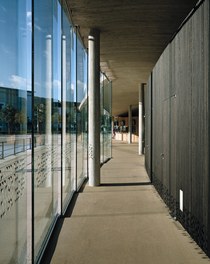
[179,189,183,212]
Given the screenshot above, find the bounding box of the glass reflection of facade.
[0,0,112,263]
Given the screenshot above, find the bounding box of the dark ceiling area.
[66,0,198,116]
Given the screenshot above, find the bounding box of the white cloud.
[77,80,87,93]
[27,22,32,32]
[53,79,61,89]
[10,75,25,88]
[27,11,32,18]
[71,83,74,91]
[26,11,32,32]
[10,75,31,90]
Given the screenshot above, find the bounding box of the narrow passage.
[45,141,210,264]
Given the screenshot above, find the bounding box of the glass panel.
[71,32,77,193]
[52,0,61,217]
[100,74,112,163]
[61,3,76,212]
[100,73,104,163]
[103,80,112,161]
[0,0,32,262]
[34,0,60,260]
[76,39,88,189]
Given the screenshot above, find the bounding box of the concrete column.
[88,29,100,186]
[139,83,145,155]
[128,105,132,144]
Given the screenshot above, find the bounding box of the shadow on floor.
[39,217,65,264]
[40,180,87,264]
[40,179,151,263]
[100,182,151,187]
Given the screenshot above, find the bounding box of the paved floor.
[42,141,210,264]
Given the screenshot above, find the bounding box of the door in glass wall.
[0,0,32,262]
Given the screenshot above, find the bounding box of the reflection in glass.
[0,0,109,262]
[100,73,105,164]
[0,0,31,262]
[76,39,88,189]
[100,74,112,163]
[61,3,76,212]
[103,80,112,161]
[33,0,60,261]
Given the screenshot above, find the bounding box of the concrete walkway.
[42,141,210,264]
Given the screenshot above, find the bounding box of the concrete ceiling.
[66,0,198,116]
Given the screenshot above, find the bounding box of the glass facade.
[0,0,111,263]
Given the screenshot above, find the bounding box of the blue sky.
[0,0,87,103]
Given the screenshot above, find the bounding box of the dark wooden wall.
[145,75,152,179]
[145,0,210,255]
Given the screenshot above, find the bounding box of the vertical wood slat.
[151,45,170,197]
[191,3,205,231]
[145,0,210,255]
[175,19,193,219]
[203,0,210,249]
[152,63,162,181]
[170,41,177,211]
[161,46,170,192]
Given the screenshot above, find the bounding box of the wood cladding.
[145,0,210,256]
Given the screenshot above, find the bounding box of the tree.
[1,105,17,134]
[15,111,27,133]
[35,103,45,133]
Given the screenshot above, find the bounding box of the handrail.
[0,135,46,159]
